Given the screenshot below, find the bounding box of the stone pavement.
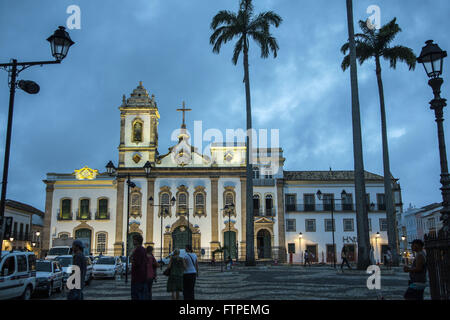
[39,263,430,300]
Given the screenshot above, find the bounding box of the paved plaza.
[36,263,429,300]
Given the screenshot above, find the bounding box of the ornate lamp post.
[222,203,235,262]
[417,40,450,300]
[0,26,74,245]
[417,40,449,234]
[149,195,176,270]
[317,190,348,268]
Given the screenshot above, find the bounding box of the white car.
[93,256,123,279]
[45,246,71,261]
[0,251,36,300]
[120,256,131,275]
[34,260,64,297]
[56,255,93,286]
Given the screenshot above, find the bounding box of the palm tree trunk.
[243,36,255,266]
[346,0,371,270]
[375,57,400,266]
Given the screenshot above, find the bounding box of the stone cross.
[176,101,192,129]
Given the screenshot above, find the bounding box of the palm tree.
[210,0,282,266]
[345,0,371,270]
[341,17,416,266]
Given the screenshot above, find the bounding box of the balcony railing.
[253,178,275,186]
[57,209,73,221]
[95,210,110,220]
[76,210,92,220]
[285,203,379,213]
[253,208,276,217]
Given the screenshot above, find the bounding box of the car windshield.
[97,257,115,265]
[56,257,72,267]
[48,248,70,256]
[36,261,52,272]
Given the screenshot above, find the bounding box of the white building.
[42,82,402,263]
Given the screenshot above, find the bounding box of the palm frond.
[249,11,282,32]
[341,54,350,71]
[239,0,254,17]
[211,26,241,54]
[376,18,400,49]
[382,45,417,70]
[210,10,237,30]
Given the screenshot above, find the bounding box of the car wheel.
[21,285,32,300]
[46,282,53,298]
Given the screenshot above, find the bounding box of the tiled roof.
[283,170,385,181]
[5,199,44,216]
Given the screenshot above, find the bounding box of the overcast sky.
[0,0,449,212]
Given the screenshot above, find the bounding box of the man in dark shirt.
[67,240,86,300]
[130,234,148,300]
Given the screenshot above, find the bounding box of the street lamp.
[417,40,450,235]
[299,232,303,264]
[317,189,348,268]
[0,26,74,245]
[149,195,176,270]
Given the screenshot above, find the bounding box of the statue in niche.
[133,122,143,142]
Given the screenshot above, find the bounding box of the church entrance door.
[256,229,272,259]
[172,226,191,251]
[224,231,237,259]
[75,228,91,256]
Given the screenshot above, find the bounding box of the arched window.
[158,187,172,217]
[265,194,274,216]
[176,185,189,216]
[58,233,70,240]
[97,198,109,219]
[60,199,72,220]
[79,198,90,220]
[253,194,260,216]
[132,119,143,142]
[223,187,236,217]
[131,192,142,217]
[195,193,204,211]
[194,186,206,217]
[96,232,107,254]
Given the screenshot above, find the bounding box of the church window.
[158,187,172,217]
[178,192,188,214]
[131,192,142,217]
[195,193,205,214]
[253,194,260,215]
[96,232,107,254]
[132,119,143,143]
[252,167,260,179]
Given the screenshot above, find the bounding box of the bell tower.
[118,81,159,167]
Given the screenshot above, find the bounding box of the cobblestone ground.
[36,263,430,300]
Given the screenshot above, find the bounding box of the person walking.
[145,246,159,300]
[182,245,199,300]
[167,249,186,300]
[303,250,309,267]
[403,239,427,300]
[67,240,86,300]
[130,234,148,300]
[386,247,393,270]
[340,247,352,271]
[370,245,376,265]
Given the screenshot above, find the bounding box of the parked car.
[45,246,71,261]
[0,251,36,300]
[55,255,93,286]
[92,256,123,279]
[157,249,186,265]
[34,259,64,297]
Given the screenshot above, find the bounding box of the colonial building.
[1,199,44,253]
[42,82,402,263]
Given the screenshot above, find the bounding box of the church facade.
[42,82,403,263]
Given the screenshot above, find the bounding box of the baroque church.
[42,82,403,264]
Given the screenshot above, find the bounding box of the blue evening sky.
[0,0,449,211]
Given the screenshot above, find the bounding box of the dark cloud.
[0,0,448,211]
